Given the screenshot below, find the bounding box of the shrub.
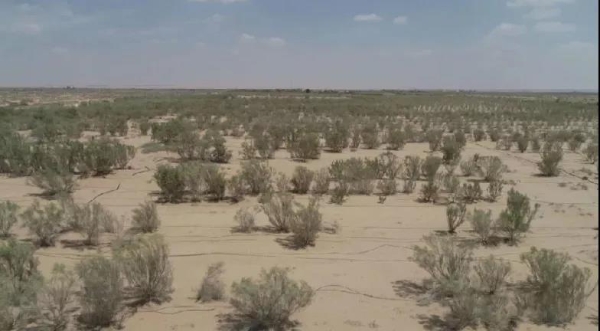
[487,180,503,202]
[132,201,160,233]
[0,201,19,238]
[497,189,539,245]
[386,127,406,150]
[202,165,227,201]
[445,291,480,330]
[291,166,314,194]
[568,132,586,151]
[360,123,380,149]
[240,139,257,160]
[473,129,486,142]
[426,129,443,152]
[172,129,204,161]
[324,120,349,152]
[234,207,255,233]
[441,136,462,165]
[530,136,541,152]
[442,173,460,196]
[519,247,593,325]
[180,162,204,201]
[115,234,173,305]
[196,262,226,303]
[411,235,473,297]
[460,158,477,177]
[228,174,246,203]
[138,119,150,136]
[312,169,330,195]
[537,143,563,177]
[154,164,186,203]
[446,203,467,234]
[205,130,233,164]
[584,143,598,164]
[469,209,495,245]
[516,136,528,153]
[21,200,64,247]
[474,256,510,296]
[29,169,77,198]
[290,197,322,248]
[63,200,117,246]
[76,255,123,328]
[349,127,361,150]
[477,156,507,182]
[421,156,442,181]
[288,133,320,161]
[456,182,482,204]
[240,160,273,195]
[330,181,349,204]
[229,267,314,330]
[377,179,397,196]
[83,138,134,176]
[261,193,295,233]
[0,239,43,305]
[403,156,422,181]
[419,180,440,203]
[38,264,77,331]
[254,134,275,159]
[376,152,402,179]
[402,178,417,194]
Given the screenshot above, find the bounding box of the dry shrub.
[202,165,227,201]
[403,155,422,181]
[469,209,496,245]
[456,182,482,204]
[241,160,273,196]
[421,156,442,181]
[290,197,322,248]
[63,200,117,246]
[196,262,226,303]
[474,256,511,295]
[537,143,563,177]
[234,207,255,233]
[154,164,186,203]
[460,158,477,177]
[132,201,160,233]
[312,168,330,195]
[0,239,43,306]
[377,179,397,196]
[21,200,64,247]
[29,169,77,198]
[227,174,246,203]
[446,203,467,234]
[330,181,349,205]
[487,180,503,202]
[477,156,507,182]
[497,189,539,245]
[426,129,443,151]
[291,166,314,194]
[229,267,314,331]
[261,193,295,233]
[584,143,598,164]
[115,234,173,306]
[38,264,77,331]
[76,255,123,328]
[402,178,417,194]
[0,201,19,238]
[419,180,440,203]
[288,133,320,161]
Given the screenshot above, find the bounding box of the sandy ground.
[1,134,597,331]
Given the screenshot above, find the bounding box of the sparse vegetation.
[196,262,226,303]
[21,200,64,247]
[131,201,160,233]
[0,201,19,238]
[497,189,540,245]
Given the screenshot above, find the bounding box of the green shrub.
[291,197,322,248]
[180,161,204,201]
[421,156,442,181]
[205,130,232,164]
[477,156,507,182]
[0,201,19,238]
[261,193,295,233]
[360,123,380,149]
[516,136,528,153]
[62,200,117,246]
[21,200,64,247]
[196,262,226,303]
[154,164,186,203]
[254,134,275,159]
[487,180,503,202]
[377,179,397,196]
[202,165,227,201]
[172,129,205,161]
[349,127,361,150]
[240,160,273,196]
[274,172,290,193]
[38,264,77,331]
[312,168,330,195]
[83,138,134,176]
[324,120,349,152]
[386,127,406,150]
[229,267,314,331]
[473,129,486,142]
[376,152,402,179]
[456,182,482,204]
[474,256,510,295]
[132,201,160,233]
[519,247,593,325]
[115,234,173,305]
[76,255,123,328]
[442,173,460,196]
[488,129,500,142]
[446,203,467,234]
[234,207,255,233]
[469,209,496,245]
[291,166,314,194]
[445,290,480,330]
[138,119,150,136]
[240,138,257,160]
[441,136,462,165]
[330,182,349,204]
[583,143,598,164]
[419,180,440,203]
[460,158,477,177]
[530,136,541,152]
[497,189,539,245]
[426,129,443,152]
[0,239,43,305]
[288,133,320,161]
[567,132,586,152]
[537,143,563,177]
[29,168,77,198]
[411,235,473,297]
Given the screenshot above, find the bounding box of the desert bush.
[0,239,43,305]
[21,200,64,247]
[227,175,246,203]
[477,156,507,182]
[115,234,173,305]
[138,119,150,136]
[290,197,322,248]
[497,189,539,245]
[426,129,443,152]
[377,179,397,196]
[411,235,473,297]
[402,178,417,194]
[63,200,117,246]
[202,165,227,201]
[567,132,586,152]
[154,164,186,203]
[487,180,503,202]
[180,162,204,201]
[261,193,295,233]
[29,168,77,198]
[376,152,402,179]
[442,173,460,196]
[234,207,255,233]
[229,267,314,330]
[583,143,598,164]
[172,129,205,161]
[469,209,496,245]
[516,136,528,153]
[441,136,462,165]
[349,127,361,150]
[403,155,421,181]
[291,166,314,194]
[82,138,134,176]
[254,134,275,159]
[474,256,510,296]
[312,168,330,195]
[288,133,320,161]
[537,143,563,177]
[324,120,349,152]
[530,136,541,152]
[240,138,257,160]
[519,247,593,325]
[205,130,233,164]
[360,122,380,149]
[38,264,77,331]
[419,180,440,203]
[151,119,186,145]
[460,158,477,177]
[445,290,480,330]
[456,182,482,204]
[488,129,500,142]
[446,203,467,234]
[132,201,160,233]
[386,127,406,150]
[0,201,19,238]
[196,262,226,303]
[274,172,290,193]
[496,135,512,151]
[240,160,273,195]
[421,156,442,181]
[330,181,349,204]
[473,129,486,142]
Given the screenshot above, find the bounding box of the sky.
[0,0,597,90]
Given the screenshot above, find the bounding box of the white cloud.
[353,14,383,22]
[534,21,576,32]
[507,0,574,8]
[393,16,408,25]
[487,23,527,38]
[11,22,42,34]
[188,0,246,3]
[240,33,255,43]
[263,37,286,47]
[524,7,561,19]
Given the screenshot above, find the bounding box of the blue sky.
[0,0,597,90]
